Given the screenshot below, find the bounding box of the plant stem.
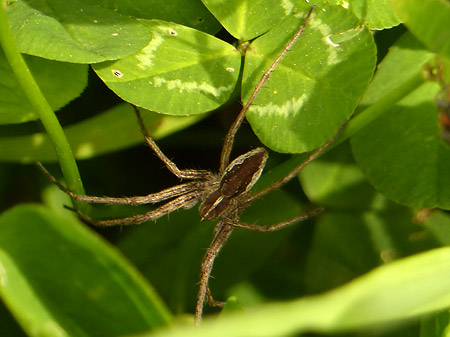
[337,71,426,144]
[0,0,84,196]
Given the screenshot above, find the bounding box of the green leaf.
[0,204,171,337]
[304,204,435,292]
[348,0,400,29]
[351,81,448,209]
[300,142,434,291]
[133,247,450,336]
[388,0,450,59]
[6,0,151,63]
[304,211,383,291]
[420,310,450,337]
[300,142,379,210]
[243,5,376,153]
[201,0,299,40]
[0,50,88,124]
[98,0,221,34]
[358,33,434,108]
[349,32,447,209]
[118,207,208,315]
[0,104,207,162]
[93,20,241,115]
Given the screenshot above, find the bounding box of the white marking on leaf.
[136,31,164,69]
[281,0,294,15]
[326,35,340,47]
[169,29,177,36]
[226,67,235,72]
[308,17,340,65]
[152,77,233,97]
[249,96,306,117]
[112,33,119,36]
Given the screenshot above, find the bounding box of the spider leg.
[195,221,234,324]
[248,122,346,204]
[133,106,212,180]
[37,162,200,205]
[229,207,323,232]
[206,287,224,308]
[219,6,315,174]
[69,192,200,227]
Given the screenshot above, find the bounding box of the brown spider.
[38,6,343,324]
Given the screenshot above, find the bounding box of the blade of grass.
[0,0,84,196]
[136,246,450,337]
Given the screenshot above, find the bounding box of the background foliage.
[1,0,450,336]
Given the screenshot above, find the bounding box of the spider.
[38,6,343,324]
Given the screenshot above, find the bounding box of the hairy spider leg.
[219,6,316,174]
[196,221,234,321]
[247,122,347,204]
[68,192,201,227]
[195,208,323,323]
[133,106,212,180]
[36,108,216,223]
[37,162,201,205]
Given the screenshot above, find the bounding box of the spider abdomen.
[199,147,268,221]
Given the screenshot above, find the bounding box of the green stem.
[337,71,426,144]
[0,0,84,196]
